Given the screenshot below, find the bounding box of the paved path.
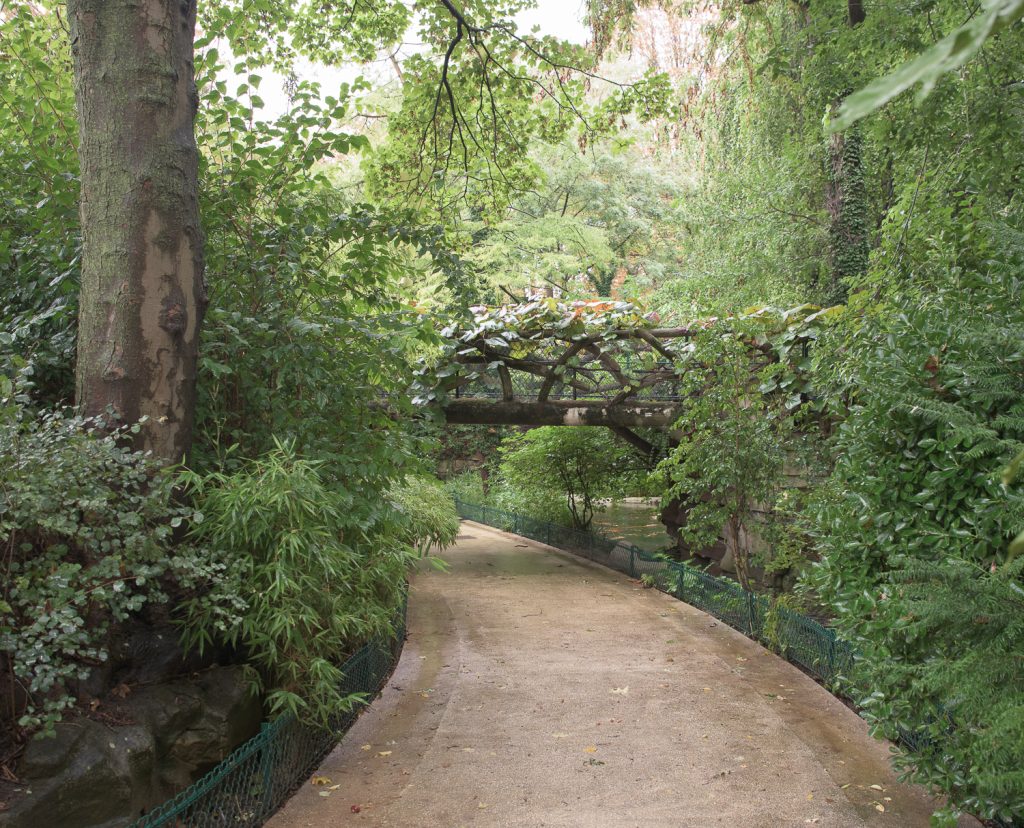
[271,522,957,828]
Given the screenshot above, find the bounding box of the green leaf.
[831,0,1024,131]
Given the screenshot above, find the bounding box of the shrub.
[442,470,489,505]
[657,329,791,590]
[495,427,638,531]
[809,263,1024,822]
[0,376,200,736]
[178,443,412,724]
[388,476,460,557]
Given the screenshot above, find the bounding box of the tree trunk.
[68,0,207,462]
[825,124,869,305]
[848,0,866,26]
[822,5,870,305]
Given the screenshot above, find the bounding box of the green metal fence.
[454,499,855,687]
[129,598,407,828]
[457,499,1024,828]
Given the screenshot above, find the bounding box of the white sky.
[256,1,591,120]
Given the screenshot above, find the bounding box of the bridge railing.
[452,357,685,403]
[454,499,854,686]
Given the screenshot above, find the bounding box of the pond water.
[590,499,671,553]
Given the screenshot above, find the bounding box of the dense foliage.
[495,427,641,529]
[179,444,412,723]
[0,7,79,403]
[389,475,461,557]
[3,0,1024,820]
[0,377,202,736]
[808,265,1024,822]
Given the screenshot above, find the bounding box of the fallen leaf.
[875,804,885,813]
[377,751,392,757]
[311,776,331,786]
[552,732,570,739]
[319,791,332,798]
[360,744,371,751]
[610,687,629,695]
[351,805,362,813]
[869,784,884,791]
[584,746,598,753]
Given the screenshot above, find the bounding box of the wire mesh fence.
[457,500,1024,827]
[129,597,407,828]
[454,499,854,686]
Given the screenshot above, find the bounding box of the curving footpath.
[270,522,972,828]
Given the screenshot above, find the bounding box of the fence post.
[745,592,758,639]
[258,722,276,815]
[629,547,636,578]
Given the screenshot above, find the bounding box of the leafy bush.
[0,6,81,403]
[188,52,441,488]
[658,330,789,589]
[494,427,638,530]
[0,377,200,736]
[388,476,460,557]
[442,470,490,505]
[809,263,1024,821]
[179,443,412,724]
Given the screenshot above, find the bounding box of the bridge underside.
[442,398,681,428]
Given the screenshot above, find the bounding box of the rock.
[3,719,136,828]
[1,666,262,828]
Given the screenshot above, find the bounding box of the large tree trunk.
[68,0,207,462]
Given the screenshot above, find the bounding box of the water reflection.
[591,499,670,553]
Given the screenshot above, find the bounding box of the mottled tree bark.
[68,0,207,462]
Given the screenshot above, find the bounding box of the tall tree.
[67,0,206,461]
